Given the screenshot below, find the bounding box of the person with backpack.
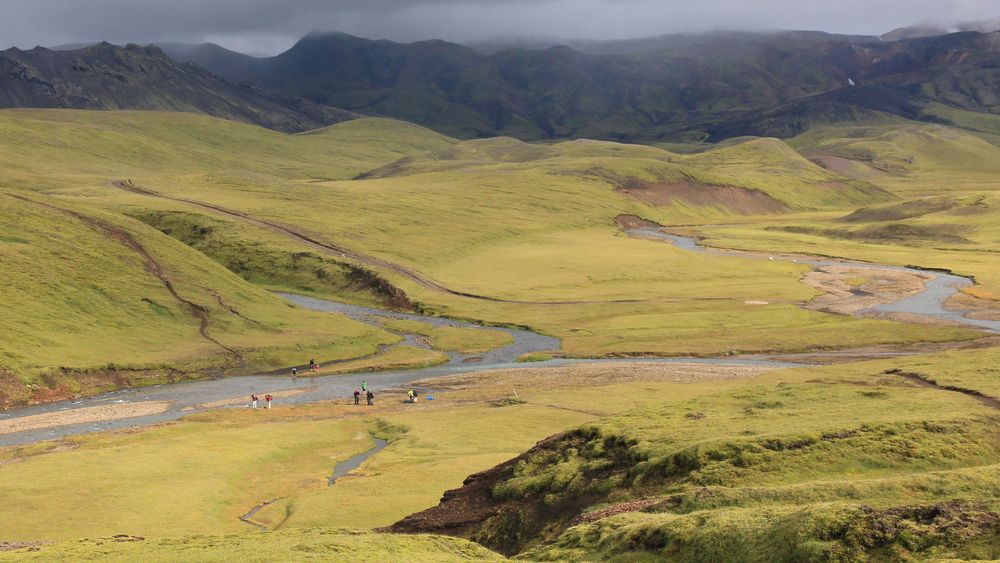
[291,367,298,380]
[366,390,374,406]
[265,394,273,408]
[251,394,258,409]
[309,359,315,370]
[353,388,361,405]
[407,390,415,403]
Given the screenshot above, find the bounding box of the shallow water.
[329,437,389,485]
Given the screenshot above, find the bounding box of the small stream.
[328,437,389,485]
[628,228,1000,334]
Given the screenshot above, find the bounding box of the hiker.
[366,390,374,406]
[291,367,298,380]
[265,394,273,408]
[309,359,315,370]
[312,362,320,373]
[353,388,361,405]
[407,390,416,403]
[251,394,258,409]
[361,379,367,393]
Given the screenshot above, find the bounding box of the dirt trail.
[110,180,724,307]
[9,193,242,361]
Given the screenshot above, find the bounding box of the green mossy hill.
[792,123,1000,193]
[128,210,414,310]
[0,111,456,188]
[527,501,1000,562]
[0,191,396,405]
[392,347,1000,559]
[364,135,893,211]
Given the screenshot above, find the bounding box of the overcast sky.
[4,0,1000,54]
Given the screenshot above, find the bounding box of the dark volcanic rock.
[0,43,356,132]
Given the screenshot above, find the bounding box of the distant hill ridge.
[0,42,356,132]
[159,29,1000,142]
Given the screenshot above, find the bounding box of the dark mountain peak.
[155,28,1000,142]
[0,41,356,132]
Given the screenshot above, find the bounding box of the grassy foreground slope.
[0,362,734,542]
[393,348,1000,561]
[1,348,997,560]
[0,528,501,562]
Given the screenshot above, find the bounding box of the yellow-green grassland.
[2,105,1000,561]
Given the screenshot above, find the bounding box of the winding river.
[1,231,996,447]
[629,228,1000,333]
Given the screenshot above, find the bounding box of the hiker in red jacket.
[265,394,273,408]
[353,388,361,405]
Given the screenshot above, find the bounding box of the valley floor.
[3,109,1000,560]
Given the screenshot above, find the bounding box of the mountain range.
[5,26,1000,142]
[0,42,355,132]
[160,29,1000,142]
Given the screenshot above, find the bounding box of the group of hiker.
[290,359,322,381]
[354,379,375,405]
[352,382,421,405]
[250,393,273,409]
[252,360,426,410]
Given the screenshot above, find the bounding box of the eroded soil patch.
[616,180,787,214]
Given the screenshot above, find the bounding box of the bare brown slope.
[617,180,787,214]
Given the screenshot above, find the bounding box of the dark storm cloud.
[4,0,1000,54]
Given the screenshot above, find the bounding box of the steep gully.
[6,193,242,360]
[109,180,723,306]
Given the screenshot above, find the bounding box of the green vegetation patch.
[527,501,1000,562]
[381,319,514,354]
[0,528,502,562]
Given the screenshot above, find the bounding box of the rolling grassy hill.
[792,122,1000,194]
[0,112,458,405]
[0,191,400,406]
[38,111,968,358]
[1,109,978,408]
